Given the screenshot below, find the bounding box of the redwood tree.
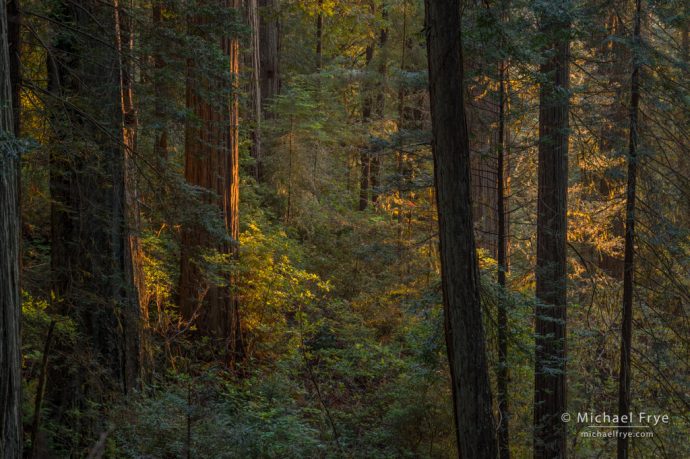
[1,1,22,455]
[533,1,571,457]
[424,0,498,456]
[179,0,244,363]
[46,0,141,445]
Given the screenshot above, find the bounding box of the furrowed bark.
[46,0,140,447]
[424,1,499,457]
[534,2,570,457]
[1,1,22,454]
[179,0,244,364]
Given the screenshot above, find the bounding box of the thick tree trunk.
[1,3,22,456]
[115,0,144,378]
[179,0,244,364]
[46,0,140,446]
[227,7,244,362]
[616,1,641,457]
[259,0,280,109]
[534,2,570,458]
[424,1,498,457]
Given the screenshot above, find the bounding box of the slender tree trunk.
[247,0,262,180]
[497,57,510,459]
[152,0,169,161]
[534,2,570,458]
[395,1,407,265]
[359,42,374,211]
[7,0,19,135]
[616,1,641,457]
[29,321,55,459]
[315,0,323,72]
[370,1,388,204]
[1,2,22,455]
[180,0,244,364]
[424,1,498,457]
[359,150,370,211]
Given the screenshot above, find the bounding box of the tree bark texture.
[259,0,280,109]
[179,0,244,364]
[424,1,499,457]
[247,0,262,179]
[115,0,145,378]
[1,1,22,454]
[534,2,570,458]
[6,0,19,135]
[46,0,140,442]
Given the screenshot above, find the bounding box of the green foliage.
[112,370,324,458]
[14,0,690,456]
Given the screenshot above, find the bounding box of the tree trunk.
[370,1,388,204]
[534,2,570,458]
[1,2,22,455]
[46,0,140,445]
[6,0,19,135]
[259,0,280,110]
[315,0,323,72]
[424,1,498,457]
[359,43,374,211]
[247,0,262,180]
[115,0,144,379]
[152,0,169,161]
[179,0,244,364]
[616,1,641,457]
[497,57,510,459]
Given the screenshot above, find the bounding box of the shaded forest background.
[0,0,688,457]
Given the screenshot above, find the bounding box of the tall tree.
[1,1,22,455]
[6,0,19,136]
[258,0,279,188]
[616,0,642,457]
[315,0,323,72]
[533,1,571,457]
[496,52,510,459]
[115,0,146,367]
[259,0,280,108]
[152,0,169,161]
[179,0,244,363]
[424,1,499,457]
[46,0,140,444]
[359,35,374,211]
[247,0,262,179]
[369,1,387,204]
[360,0,388,211]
